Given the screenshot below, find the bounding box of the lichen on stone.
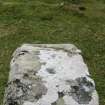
[4,79,47,105]
[3,44,99,105]
[70,77,95,104]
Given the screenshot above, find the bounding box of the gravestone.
[3,44,99,105]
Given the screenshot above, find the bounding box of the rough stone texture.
[3,44,99,105]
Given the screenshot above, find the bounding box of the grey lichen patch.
[9,47,42,81]
[51,77,95,105]
[31,83,47,99]
[70,77,95,104]
[4,79,47,105]
[4,79,29,105]
[46,68,56,74]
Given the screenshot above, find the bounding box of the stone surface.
[3,44,99,105]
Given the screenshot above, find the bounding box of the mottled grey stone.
[3,44,99,105]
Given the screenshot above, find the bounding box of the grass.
[0,0,105,104]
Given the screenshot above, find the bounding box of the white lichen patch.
[3,44,99,105]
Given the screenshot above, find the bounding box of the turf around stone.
[0,0,105,105]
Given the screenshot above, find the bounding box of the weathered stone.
[3,44,99,105]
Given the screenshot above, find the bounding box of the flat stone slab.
[3,44,99,105]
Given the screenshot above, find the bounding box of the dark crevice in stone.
[35,93,42,100]
[58,92,64,98]
[86,75,91,78]
[12,59,15,62]
[8,101,18,105]
[33,71,38,75]
[21,50,29,53]
[18,50,29,56]
[71,86,79,91]
[56,85,59,87]
[18,52,25,56]
[23,73,29,78]
[13,79,20,84]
